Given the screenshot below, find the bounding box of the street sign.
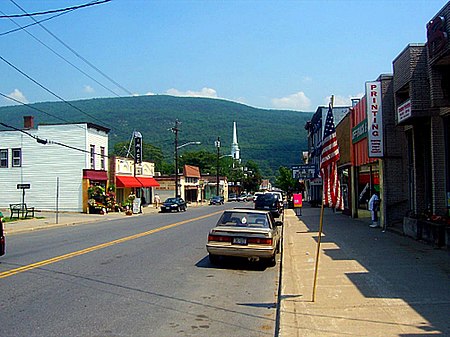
[17,184,31,189]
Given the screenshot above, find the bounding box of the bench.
[9,203,35,219]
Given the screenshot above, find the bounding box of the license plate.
[264,206,270,209]
[233,237,247,245]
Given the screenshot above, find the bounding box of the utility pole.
[215,136,221,196]
[171,120,180,198]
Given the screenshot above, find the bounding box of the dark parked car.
[254,193,283,218]
[209,196,224,205]
[160,197,187,212]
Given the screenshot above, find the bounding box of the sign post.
[16,184,31,217]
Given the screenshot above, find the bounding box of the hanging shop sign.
[365,81,384,158]
[134,131,142,165]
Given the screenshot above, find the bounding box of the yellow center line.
[0,210,223,279]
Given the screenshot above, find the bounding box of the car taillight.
[208,234,232,242]
[248,238,273,245]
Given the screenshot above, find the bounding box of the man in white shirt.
[368,192,380,228]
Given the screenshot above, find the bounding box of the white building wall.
[0,123,108,212]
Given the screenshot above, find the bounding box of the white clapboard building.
[0,116,109,212]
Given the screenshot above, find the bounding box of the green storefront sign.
[352,119,368,143]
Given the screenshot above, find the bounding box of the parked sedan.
[228,193,238,202]
[237,193,248,202]
[209,196,224,205]
[160,197,187,212]
[206,209,282,266]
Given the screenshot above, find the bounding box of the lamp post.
[215,137,220,196]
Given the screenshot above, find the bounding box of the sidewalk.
[2,205,161,235]
[278,207,450,337]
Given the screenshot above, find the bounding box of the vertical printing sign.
[365,82,384,157]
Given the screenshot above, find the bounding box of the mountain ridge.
[0,95,312,177]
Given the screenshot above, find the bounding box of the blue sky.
[0,0,447,111]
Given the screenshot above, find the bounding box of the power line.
[10,0,134,96]
[0,8,70,36]
[0,91,87,131]
[0,121,110,157]
[0,53,113,128]
[0,9,122,98]
[0,0,111,19]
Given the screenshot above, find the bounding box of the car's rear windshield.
[255,194,276,205]
[217,212,270,228]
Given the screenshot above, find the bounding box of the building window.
[12,148,21,167]
[0,149,8,168]
[100,146,105,170]
[90,145,95,169]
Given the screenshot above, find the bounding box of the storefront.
[110,156,159,209]
[82,169,108,213]
[350,94,380,218]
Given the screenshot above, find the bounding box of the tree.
[111,141,166,172]
[275,166,299,195]
[178,150,216,174]
[242,160,262,192]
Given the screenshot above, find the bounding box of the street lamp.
[215,137,220,196]
[174,138,201,198]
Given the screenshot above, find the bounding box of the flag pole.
[312,95,334,302]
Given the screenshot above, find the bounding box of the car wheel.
[209,253,220,265]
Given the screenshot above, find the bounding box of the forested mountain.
[0,95,312,177]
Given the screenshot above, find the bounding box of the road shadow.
[196,255,271,271]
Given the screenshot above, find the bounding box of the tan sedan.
[206,209,282,266]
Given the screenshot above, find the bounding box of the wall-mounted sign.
[134,131,142,165]
[292,164,317,179]
[352,119,367,143]
[365,81,384,158]
[397,99,412,124]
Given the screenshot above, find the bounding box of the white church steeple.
[231,121,240,161]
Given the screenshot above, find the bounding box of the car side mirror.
[275,221,283,227]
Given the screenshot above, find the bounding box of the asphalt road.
[0,203,280,337]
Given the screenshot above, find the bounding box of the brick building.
[393,2,450,223]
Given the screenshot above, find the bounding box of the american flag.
[320,104,343,209]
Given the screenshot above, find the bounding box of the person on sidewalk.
[368,191,380,228]
[154,194,161,208]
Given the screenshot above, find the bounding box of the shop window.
[0,149,7,168]
[12,148,21,167]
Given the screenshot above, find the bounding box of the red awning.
[136,177,160,187]
[83,169,108,181]
[116,176,142,188]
